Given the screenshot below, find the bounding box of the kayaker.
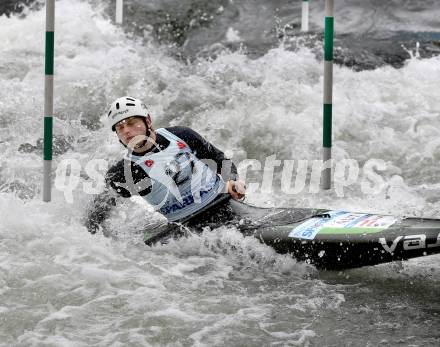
[84,96,246,239]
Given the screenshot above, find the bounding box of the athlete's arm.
[84,160,140,234]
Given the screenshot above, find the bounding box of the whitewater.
[0,0,439,345]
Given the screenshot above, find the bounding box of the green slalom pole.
[43,0,55,202]
[301,0,309,32]
[322,0,333,190]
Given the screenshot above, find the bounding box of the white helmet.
[107,96,149,131]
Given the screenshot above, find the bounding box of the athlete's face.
[115,116,152,152]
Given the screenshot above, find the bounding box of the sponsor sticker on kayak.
[289,211,397,240]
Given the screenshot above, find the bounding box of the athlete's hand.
[227,180,246,201]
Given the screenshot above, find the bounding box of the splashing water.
[0,0,439,346]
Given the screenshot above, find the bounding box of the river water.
[0,0,439,346]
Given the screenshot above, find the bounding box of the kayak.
[143,199,440,270]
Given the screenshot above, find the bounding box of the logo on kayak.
[177,141,186,149]
[379,233,440,253]
[289,211,396,240]
[145,159,154,167]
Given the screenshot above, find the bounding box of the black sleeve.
[166,126,239,181]
[106,160,132,198]
[83,159,147,234]
[84,159,154,234]
[106,159,153,198]
[83,162,123,234]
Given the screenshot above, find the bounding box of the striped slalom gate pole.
[301,0,309,32]
[43,0,55,202]
[116,0,123,24]
[322,0,333,190]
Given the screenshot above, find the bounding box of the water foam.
[0,1,439,345]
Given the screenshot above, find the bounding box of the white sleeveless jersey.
[125,128,226,221]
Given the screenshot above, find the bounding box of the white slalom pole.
[43,0,55,202]
[301,0,309,32]
[116,0,123,24]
